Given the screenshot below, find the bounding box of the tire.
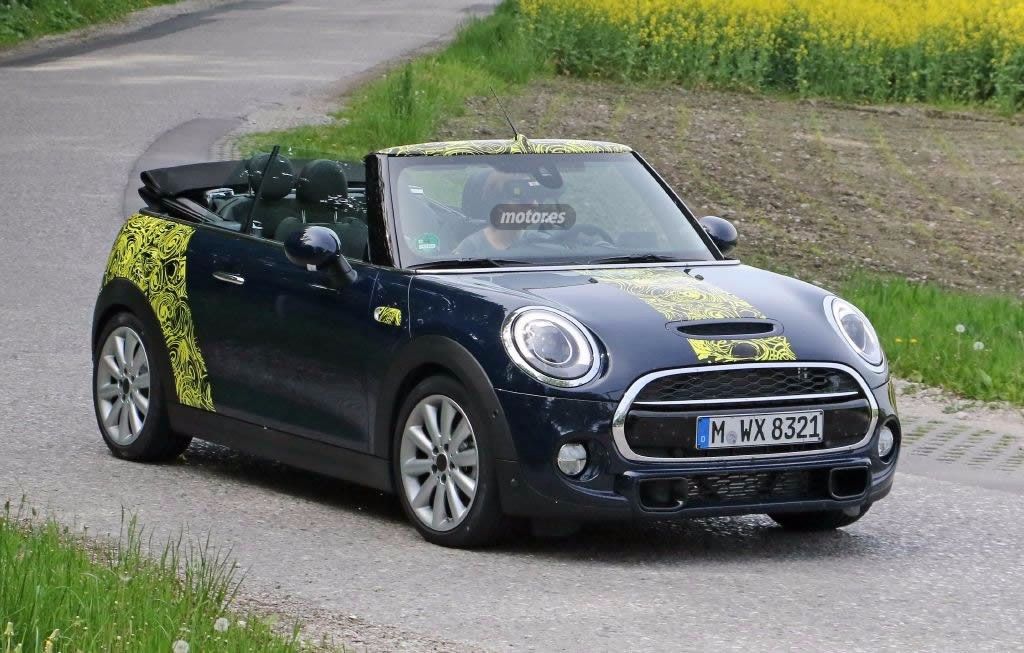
[769,504,871,531]
[392,375,508,548]
[93,312,191,462]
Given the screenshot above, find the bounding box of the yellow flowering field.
[520,0,1024,110]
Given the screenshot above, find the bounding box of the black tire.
[392,375,508,548]
[92,312,191,462]
[769,504,871,531]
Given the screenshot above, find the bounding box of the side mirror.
[284,225,357,287]
[698,215,738,256]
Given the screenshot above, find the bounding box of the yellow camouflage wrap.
[378,136,632,157]
[687,337,797,364]
[373,306,403,326]
[103,214,215,411]
[585,267,797,364]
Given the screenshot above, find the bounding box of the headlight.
[826,296,884,367]
[501,307,600,387]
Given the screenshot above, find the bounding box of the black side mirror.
[698,215,738,256]
[284,225,357,287]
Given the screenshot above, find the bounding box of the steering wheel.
[546,223,615,246]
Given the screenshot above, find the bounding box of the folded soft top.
[140,158,364,198]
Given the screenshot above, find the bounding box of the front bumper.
[494,378,899,521]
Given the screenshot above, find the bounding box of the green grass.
[0,0,178,48]
[240,1,549,160]
[243,2,1024,406]
[842,276,1024,405]
[0,501,305,653]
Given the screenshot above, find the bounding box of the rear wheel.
[393,375,507,548]
[769,504,870,531]
[93,312,190,461]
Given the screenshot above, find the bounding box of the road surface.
[1,2,1022,650]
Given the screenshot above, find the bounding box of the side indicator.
[374,306,403,326]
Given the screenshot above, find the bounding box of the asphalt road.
[1,2,1022,651]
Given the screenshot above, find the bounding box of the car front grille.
[613,363,876,461]
[635,366,861,404]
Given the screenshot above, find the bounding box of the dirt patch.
[439,79,1024,296]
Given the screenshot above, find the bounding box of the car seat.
[217,153,297,237]
[277,160,368,261]
[296,159,349,223]
[441,169,491,249]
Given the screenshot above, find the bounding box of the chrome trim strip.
[611,361,879,463]
[412,260,741,275]
[633,391,860,407]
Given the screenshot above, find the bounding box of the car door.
[189,225,402,450]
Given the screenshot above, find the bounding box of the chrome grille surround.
[612,361,879,463]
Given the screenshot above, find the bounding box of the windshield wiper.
[411,258,530,270]
[584,254,684,265]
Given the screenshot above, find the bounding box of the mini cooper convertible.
[93,136,899,547]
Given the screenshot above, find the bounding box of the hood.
[424,264,884,394]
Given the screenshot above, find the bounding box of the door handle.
[212,271,245,286]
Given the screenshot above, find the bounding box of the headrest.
[247,154,295,201]
[460,169,491,219]
[297,159,348,206]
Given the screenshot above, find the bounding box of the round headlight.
[826,296,884,367]
[502,307,600,387]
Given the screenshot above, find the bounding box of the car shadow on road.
[175,441,890,563]
[490,517,890,564]
[179,440,407,525]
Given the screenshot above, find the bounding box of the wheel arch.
[372,335,518,465]
[93,279,177,404]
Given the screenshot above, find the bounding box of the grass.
[0,0,178,48]
[0,500,305,653]
[244,1,1023,406]
[842,276,1024,405]
[240,1,549,160]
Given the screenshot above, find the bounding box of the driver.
[453,170,536,257]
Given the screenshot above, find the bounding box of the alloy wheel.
[399,394,480,532]
[95,326,151,446]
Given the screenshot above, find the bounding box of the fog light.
[557,443,588,477]
[877,424,895,460]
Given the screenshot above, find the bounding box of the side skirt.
[168,405,394,493]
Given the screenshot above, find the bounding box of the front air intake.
[828,466,870,499]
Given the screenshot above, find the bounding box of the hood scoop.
[673,319,781,339]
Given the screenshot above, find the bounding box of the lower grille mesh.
[639,470,817,509]
[689,470,811,503]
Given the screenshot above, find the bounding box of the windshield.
[387,153,714,268]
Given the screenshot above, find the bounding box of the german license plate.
[696,410,824,449]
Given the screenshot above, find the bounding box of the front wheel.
[393,375,508,548]
[769,504,870,531]
[93,312,191,461]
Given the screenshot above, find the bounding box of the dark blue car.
[93,137,898,547]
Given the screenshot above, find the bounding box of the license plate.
[696,410,824,449]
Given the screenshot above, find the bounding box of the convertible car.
[92,136,899,547]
